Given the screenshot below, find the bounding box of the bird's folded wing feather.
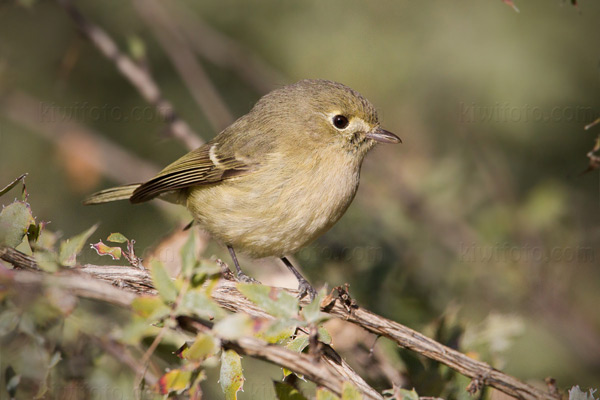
[130,142,251,203]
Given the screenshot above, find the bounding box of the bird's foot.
[297,279,318,302]
[237,271,261,284]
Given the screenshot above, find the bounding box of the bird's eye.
[332,115,349,129]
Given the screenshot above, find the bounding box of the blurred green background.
[1,0,599,397]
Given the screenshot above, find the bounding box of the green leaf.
[131,296,170,320]
[220,350,244,400]
[181,290,225,320]
[34,250,59,273]
[341,382,362,400]
[316,388,340,400]
[182,333,220,362]
[282,335,309,377]
[274,381,308,400]
[287,334,310,353]
[90,240,122,260]
[158,369,192,395]
[26,220,46,248]
[318,326,332,345]
[0,201,35,248]
[58,224,97,267]
[302,294,324,324]
[180,230,197,278]
[238,283,299,319]
[107,232,128,243]
[260,319,297,344]
[150,259,178,303]
[0,174,27,198]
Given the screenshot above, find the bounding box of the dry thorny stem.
[0,246,561,400]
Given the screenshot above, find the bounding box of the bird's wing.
[130,141,253,203]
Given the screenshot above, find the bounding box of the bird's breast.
[187,150,362,257]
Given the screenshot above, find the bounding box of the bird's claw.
[298,279,317,302]
[237,272,261,284]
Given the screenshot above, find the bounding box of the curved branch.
[0,247,559,400]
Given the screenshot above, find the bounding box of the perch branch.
[0,248,381,400]
[0,247,559,400]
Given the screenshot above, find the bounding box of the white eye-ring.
[332,114,349,130]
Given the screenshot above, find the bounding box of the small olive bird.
[84,79,401,300]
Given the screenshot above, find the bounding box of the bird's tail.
[83,184,141,205]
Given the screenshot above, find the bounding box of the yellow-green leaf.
[182,333,220,362]
[0,201,35,248]
[283,335,309,377]
[34,250,59,273]
[180,230,197,278]
[107,232,128,243]
[158,369,192,395]
[151,259,178,303]
[131,295,169,320]
[316,388,340,400]
[58,224,97,267]
[180,290,225,320]
[274,381,308,400]
[318,326,332,345]
[341,382,362,400]
[302,290,325,324]
[238,283,299,319]
[260,319,297,344]
[220,350,244,400]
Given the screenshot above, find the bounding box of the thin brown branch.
[1,247,559,400]
[182,317,382,400]
[168,2,286,93]
[132,0,235,132]
[56,0,203,151]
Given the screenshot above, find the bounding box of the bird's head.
[255,79,401,157]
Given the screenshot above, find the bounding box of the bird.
[84,79,401,300]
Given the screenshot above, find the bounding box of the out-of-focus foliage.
[1,0,600,397]
[0,179,362,399]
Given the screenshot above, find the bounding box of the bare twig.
[168,2,286,93]
[56,0,203,150]
[1,247,559,400]
[132,0,235,132]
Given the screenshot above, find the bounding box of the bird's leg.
[280,257,317,301]
[228,245,260,284]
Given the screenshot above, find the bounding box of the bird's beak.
[366,127,402,144]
